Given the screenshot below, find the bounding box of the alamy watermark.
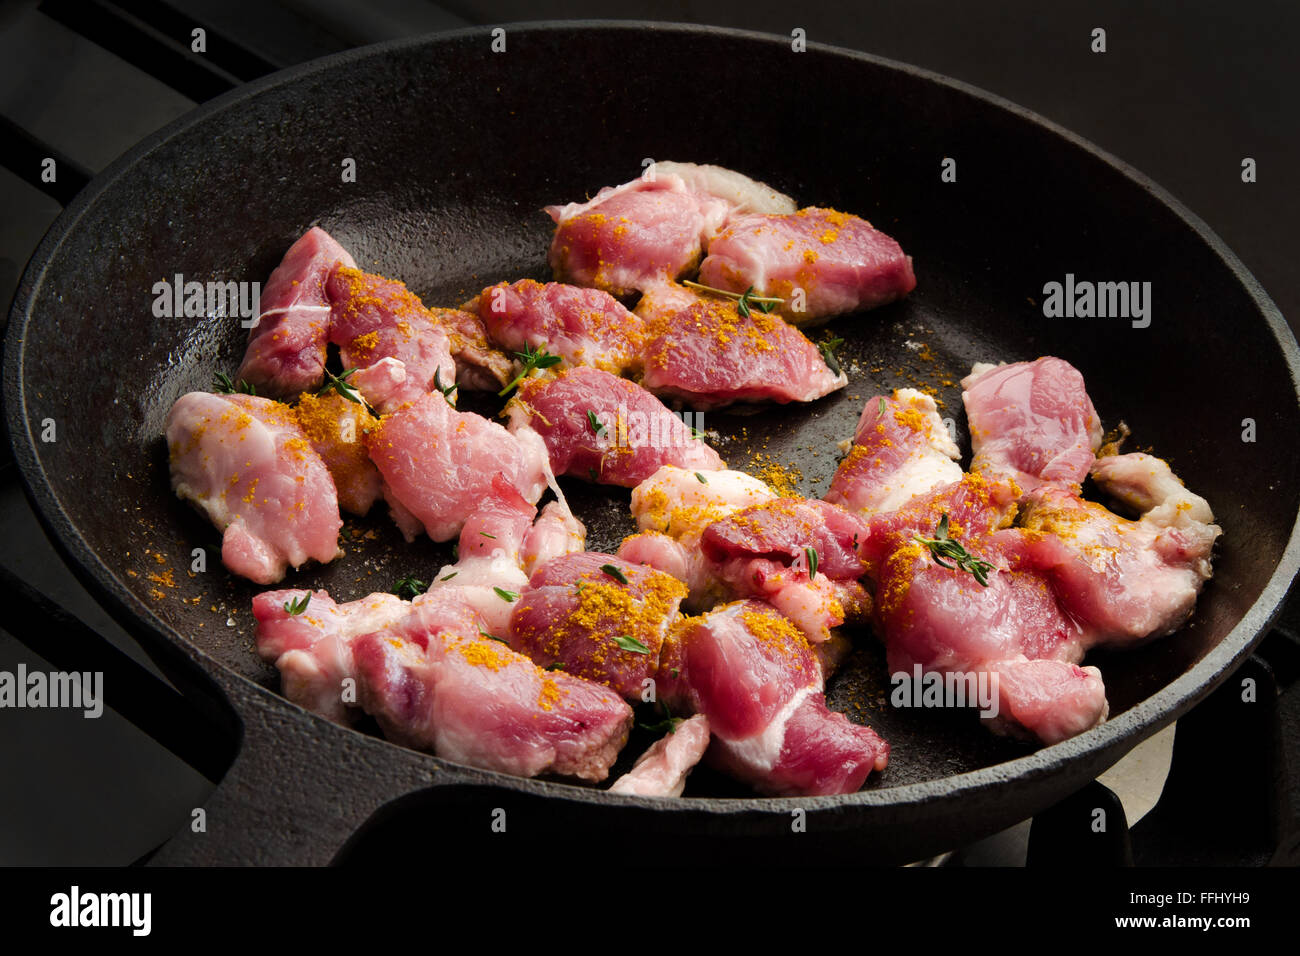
[152,273,262,327]
[588,404,706,450]
[890,665,999,718]
[0,665,103,718]
[1041,273,1151,329]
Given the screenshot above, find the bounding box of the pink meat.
[365,392,548,542]
[352,592,632,781]
[437,306,513,390]
[698,498,871,642]
[509,366,723,486]
[422,474,538,637]
[165,392,342,584]
[636,283,846,409]
[521,501,587,577]
[825,389,963,515]
[961,357,1103,491]
[698,207,916,324]
[253,588,407,724]
[608,714,711,797]
[327,266,458,407]
[509,552,688,700]
[1018,459,1220,647]
[472,280,645,375]
[236,226,354,399]
[546,174,730,295]
[984,660,1110,746]
[656,600,888,796]
[860,475,1109,743]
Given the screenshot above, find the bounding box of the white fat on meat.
[654,161,796,216]
[608,714,711,797]
[825,388,962,516]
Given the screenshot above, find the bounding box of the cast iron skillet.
[5,22,1300,865]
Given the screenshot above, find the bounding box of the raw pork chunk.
[165,392,342,584]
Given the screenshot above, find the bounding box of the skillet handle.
[144,665,467,866]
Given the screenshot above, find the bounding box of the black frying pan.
[6,22,1300,866]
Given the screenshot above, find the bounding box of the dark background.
[0,0,1296,864]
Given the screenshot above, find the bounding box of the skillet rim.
[5,19,1299,815]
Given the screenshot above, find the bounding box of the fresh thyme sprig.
[613,634,651,655]
[433,367,457,400]
[913,513,995,587]
[681,280,784,315]
[805,546,820,580]
[599,563,630,585]
[213,372,257,395]
[498,343,562,396]
[393,575,427,600]
[283,593,311,615]
[818,337,845,376]
[318,366,378,417]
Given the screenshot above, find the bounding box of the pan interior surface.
[9,24,1298,797]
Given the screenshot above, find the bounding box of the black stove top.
[1,0,1297,868]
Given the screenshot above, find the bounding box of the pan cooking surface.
[9,24,1299,801]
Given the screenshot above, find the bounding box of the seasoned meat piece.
[825,389,963,515]
[470,279,645,376]
[508,366,723,487]
[698,207,915,324]
[509,552,688,700]
[548,175,725,295]
[327,266,458,407]
[1020,453,1220,646]
[292,390,381,516]
[860,473,1109,744]
[165,392,342,584]
[699,498,871,643]
[656,601,889,796]
[961,357,1103,491]
[353,590,632,782]
[636,283,845,409]
[236,226,354,399]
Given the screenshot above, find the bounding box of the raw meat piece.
[657,601,889,796]
[292,390,382,516]
[621,465,777,596]
[1019,453,1220,646]
[424,475,538,636]
[365,392,549,542]
[636,282,845,409]
[608,714,711,797]
[326,265,458,408]
[548,174,728,295]
[437,305,514,390]
[699,497,871,642]
[961,357,1103,491]
[352,591,632,781]
[508,366,723,486]
[165,392,342,584]
[825,388,963,515]
[236,226,354,399]
[470,279,645,375]
[698,207,916,324]
[253,588,407,724]
[521,501,587,577]
[860,474,1109,743]
[509,552,688,700]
